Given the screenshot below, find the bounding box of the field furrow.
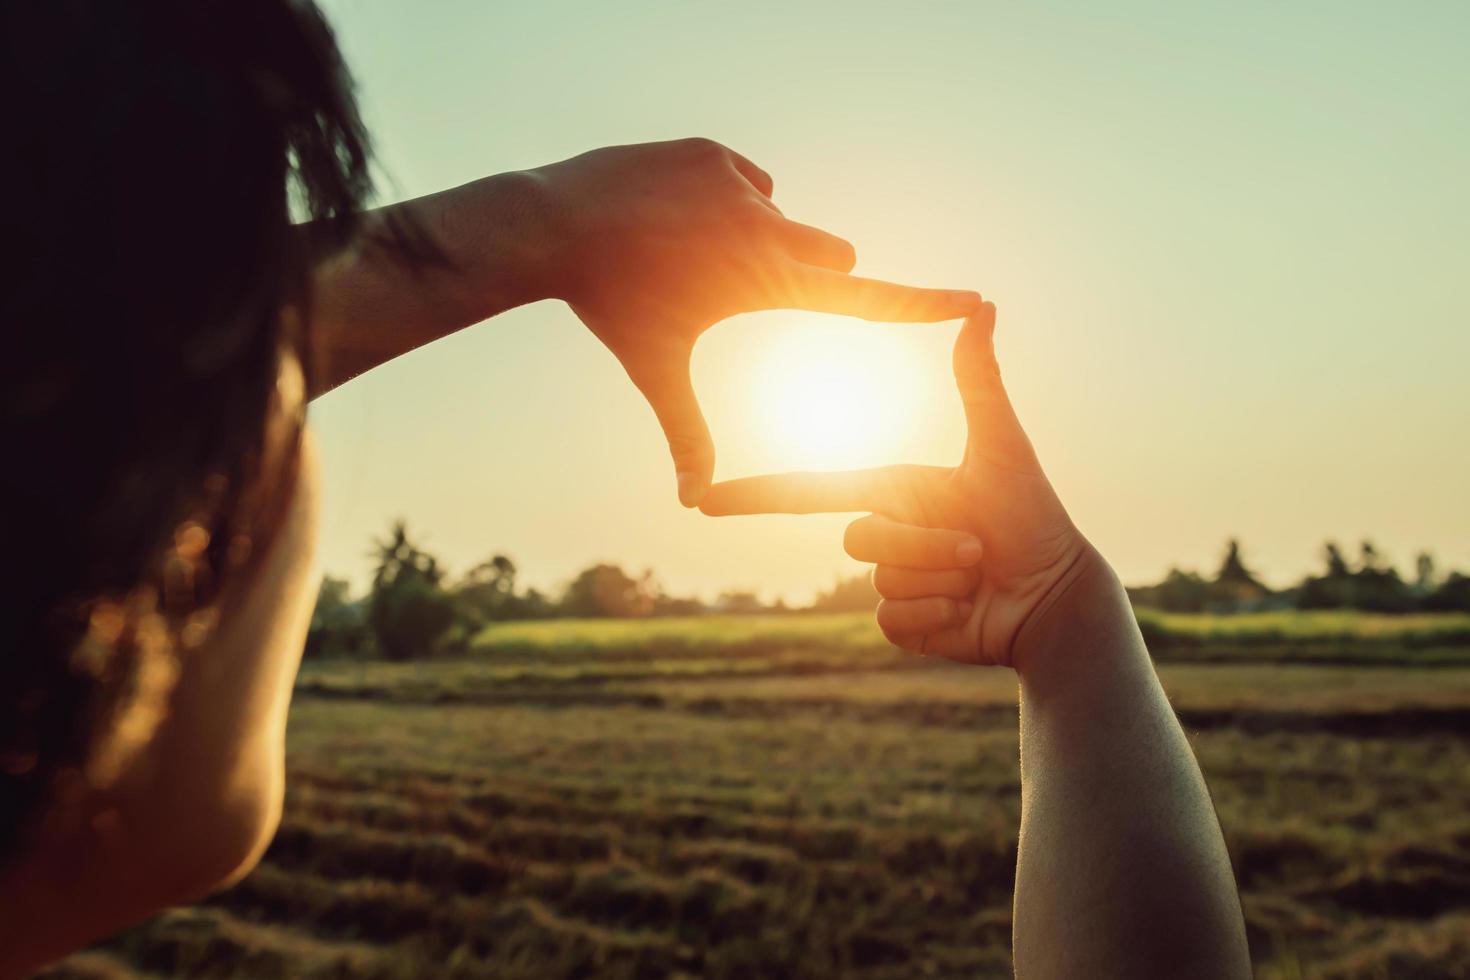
[57,619,1470,978]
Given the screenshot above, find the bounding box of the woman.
[1,2,1249,977]
[0,1,974,973]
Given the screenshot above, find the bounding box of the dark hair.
[0,0,381,853]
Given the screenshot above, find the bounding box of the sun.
[750,317,926,471]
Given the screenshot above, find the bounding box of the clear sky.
[310,0,1469,604]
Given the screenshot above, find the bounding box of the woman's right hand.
[531,139,981,507]
[700,303,1112,669]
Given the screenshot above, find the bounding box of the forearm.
[1011,554,1250,979]
[306,169,554,397]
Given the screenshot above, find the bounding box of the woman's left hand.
[700,304,1101,669]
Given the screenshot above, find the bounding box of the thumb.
[953,303,1040,470]
[634,352,716,508]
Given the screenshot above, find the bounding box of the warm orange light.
[749,315,927,471]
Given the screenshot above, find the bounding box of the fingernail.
[677,471,703,508]
[955,538,984,564]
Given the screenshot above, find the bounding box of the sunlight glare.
[752,317,927,471]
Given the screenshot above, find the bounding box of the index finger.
[699,470,887,516]
[700,464,949,515]
[783,266,982,323]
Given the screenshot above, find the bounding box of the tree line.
[1126,538,1470,614]
[307,520,874,661]
[307,522,1470,660]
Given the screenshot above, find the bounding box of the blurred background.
[307,0,1470,605]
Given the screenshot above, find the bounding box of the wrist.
[517,159,592,306]
[441,169,562,317]
[489,167,563,307]
[1010,545,1137,682]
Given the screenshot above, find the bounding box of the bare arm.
[1011,556,1251,979]
[700,305,1251,978]
[0,429,323,980]
[306,139,981,504]
[308,170,551,396]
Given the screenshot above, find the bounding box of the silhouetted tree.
[716,590,766,614]
[1215,539,1255,586]
[1128,565,1212,612]
[1300,538,1413,612]
[1209,538,1270,608]
[561,563,657,618]
[1301,541,1351,609]
[371,521,445,589]
[1353,541,1412,612]
[809,573,880,612]
[1359,540,1384,575]
[652,594,706,616]
[457,553,521,624]
[305,575,372,659]
[1426,572,1470,613]
[368,521,457,660]
[1156,568,1212,613]
[1413,552,1438,594]
[519,587,556,619]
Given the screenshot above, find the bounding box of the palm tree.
[370,520,442,589]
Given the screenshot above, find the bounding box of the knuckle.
[682,136,725,159]
[871,565,898,598]
[664,431,712,461]
[730,198,775,233]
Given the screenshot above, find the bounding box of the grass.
[468,609,1470,654]
[1134,609,1470,660]
[50,611,1470,979]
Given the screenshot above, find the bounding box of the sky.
[309,0,1470,604]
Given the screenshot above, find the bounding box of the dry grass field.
[49,613,1470,979]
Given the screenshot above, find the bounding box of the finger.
[954,303,1041,469]
[876,597,972,636]
[728,150,774,197]
[783,266,982,322]
[914,628,978,660]
[778,220,856,272]
[884,632,929,656]
[845,515,983,569]
[872,565,977,600]
[882,627,976,662]
[701,470,883,515]
[631,353,715,508]
[699,465,944,516]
